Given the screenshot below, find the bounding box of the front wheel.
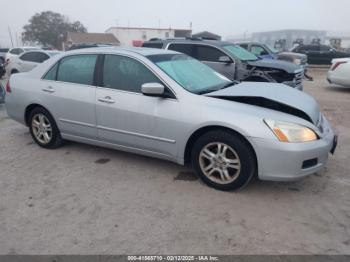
[191,130,256,191]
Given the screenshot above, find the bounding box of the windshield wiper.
[220,81,239,89]
[197,81,238,95]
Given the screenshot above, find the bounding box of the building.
[192,31,221,40]
[106,26,192,46]
[64,32,120,50]
[251,29,327,50]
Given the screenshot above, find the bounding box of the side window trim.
[98,53,176,99]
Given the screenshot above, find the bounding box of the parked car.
[0,82,4,103]
[236,41,313,80]
[0,48,10,63]
[236,41,308,67]
[0,61,5,79]
[291,44,350,65]
[4,46,41,65]
[68,43,113,51]
[143,39,305,90]
[5,50,61,77]
[327,58,350,87]
[5,47,337,191]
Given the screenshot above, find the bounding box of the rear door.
[194,44,236,80]
[95,54,180,158]
[167,43,236,80]
[299,45,321,64]
[319,45,334,64]
[41,54,98,139]
[19,52,49,72]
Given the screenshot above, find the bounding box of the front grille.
[293,70,304,89]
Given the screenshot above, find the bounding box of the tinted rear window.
[57,55,97,85]
[142,42,164,49]
[168,44,194,57]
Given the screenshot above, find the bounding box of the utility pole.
[8,26,14,47]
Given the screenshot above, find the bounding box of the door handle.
[42,86,55,93]
[98,96,115,104]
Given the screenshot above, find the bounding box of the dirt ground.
[0,69,349,255]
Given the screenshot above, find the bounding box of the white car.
[327,58,350,87]
[5,47,41,64]
[5,50,60,77]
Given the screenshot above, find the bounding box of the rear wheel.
[191,130,256,191]
[29,107,63,149]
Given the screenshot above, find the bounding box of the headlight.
[264,119,318,143]
[293,58,302,65]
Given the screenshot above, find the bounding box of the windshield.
[148,54,230,94]
[222,45,258,61]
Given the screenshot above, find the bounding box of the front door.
[95,54,179,158]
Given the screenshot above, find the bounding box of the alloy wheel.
[199,142,241,185]
[31,113,53,144]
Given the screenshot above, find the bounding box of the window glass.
[251,45,267,56]
[103,55,161,93]
[148,54,230,94]
[57,55,97,85]
[35,52,50,63]
[168,44,194,56]
[222,45,258,61]
[195,45,227,62]
[20,52,49,63]
[20,52,37,62]
[10,48,23,55]
[320,45,332,51]
[142,42,163,49]
[43,63,59,80]
[239,44,248,49]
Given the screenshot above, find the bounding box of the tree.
[22,11,87,49]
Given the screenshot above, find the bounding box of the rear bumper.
[251,117,336,181]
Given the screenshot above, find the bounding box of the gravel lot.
[0,69,349,255]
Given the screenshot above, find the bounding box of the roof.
[144,38,233,47]
[192,31,222,40]
[66,46,179,56]
[67,32,120,45]
[106,26,191,32]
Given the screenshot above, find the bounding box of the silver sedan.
[4,47,337,191]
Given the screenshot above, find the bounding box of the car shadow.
[326,85,350,93]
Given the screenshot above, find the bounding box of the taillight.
[5,81,11,93]
[331,61,347,71]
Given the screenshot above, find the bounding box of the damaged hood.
[247,58,302,73]
[206,82,320,124]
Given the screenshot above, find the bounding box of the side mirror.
[141,83,165,97]
[218,56,232,64]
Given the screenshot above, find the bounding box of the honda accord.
[5,47,337,191]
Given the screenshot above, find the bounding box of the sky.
[0,0,349,47]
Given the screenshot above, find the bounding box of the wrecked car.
[143,39,305,90]
[5,47,337,191]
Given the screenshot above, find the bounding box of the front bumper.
[251,116,336,181]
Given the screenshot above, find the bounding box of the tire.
[191,130,256,191]
[29,107,64,149]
